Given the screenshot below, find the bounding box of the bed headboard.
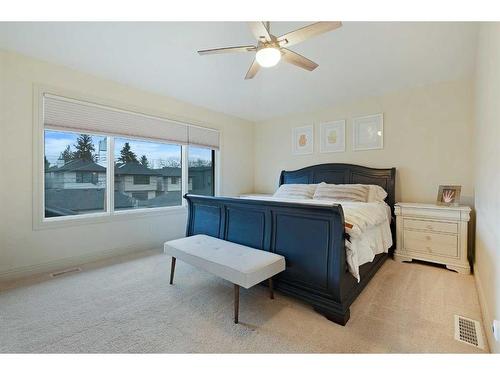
[279,163,396,211]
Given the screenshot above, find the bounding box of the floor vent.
[50,267,82,278]
[454,315,485,350]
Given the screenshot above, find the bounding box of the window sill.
[34,205,188,231]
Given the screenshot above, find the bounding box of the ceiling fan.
[197,21,342,79]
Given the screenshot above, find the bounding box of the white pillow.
[367,185,388,202]
[313,183,369,202]
[273,184,316,199]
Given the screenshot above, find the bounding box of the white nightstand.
[394,203,471,274]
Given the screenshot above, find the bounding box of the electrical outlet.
[493,320,500,342]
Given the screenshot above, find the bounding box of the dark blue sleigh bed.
[184,163,396,325]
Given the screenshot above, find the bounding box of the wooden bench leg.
[169,257,176,285]
[268,278,274,300]
[234,284,239,324]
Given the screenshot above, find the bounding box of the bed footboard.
[184,194,355,324]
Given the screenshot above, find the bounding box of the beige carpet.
[0,250,488,353]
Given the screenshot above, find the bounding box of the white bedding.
[345,218,392,281]
[239,195,393,281]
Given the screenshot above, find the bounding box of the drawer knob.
[426,225,433,230]
[426,235,431,241]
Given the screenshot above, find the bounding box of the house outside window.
[44,130,107,217]
[114,138,182,211]
[188,146,215,196]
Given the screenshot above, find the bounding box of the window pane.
[188,146,214,196]
[44,130,107,218]
[133,175,150,185]
[114,138,182,210]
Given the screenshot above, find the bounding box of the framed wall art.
[352,113,384,151]
[320,120,345,153]
[292,125,314,155]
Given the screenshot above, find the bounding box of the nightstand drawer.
[403,218,457,234]
[403,230,458,257]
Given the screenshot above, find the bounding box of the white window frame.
[33,85,220,230]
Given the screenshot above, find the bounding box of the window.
[132,191,148,201]
[188,146,215,196]
[44,130,107,218]
[114,138,182,211]
[40,93,219,224]
[76,172,98,184]
[133,175,150,185]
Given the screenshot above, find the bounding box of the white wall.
[253,79,475,205]
[0,50,254,279]
[473,23,500,353]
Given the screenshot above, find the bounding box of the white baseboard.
[474,266,497,353]
[0,242,160,282]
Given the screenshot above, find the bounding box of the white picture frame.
[320,120,345,153]
[352,113,384,151]
[292,125,314,155]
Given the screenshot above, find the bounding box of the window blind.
[43,94,220,149]
[188,125,220,150]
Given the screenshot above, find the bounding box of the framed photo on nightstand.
[436,185,461,206]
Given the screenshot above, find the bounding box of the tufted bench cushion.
[164,234,285,289]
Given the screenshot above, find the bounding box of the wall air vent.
[454,315,486,350]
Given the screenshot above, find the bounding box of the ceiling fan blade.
[245,58,260,80]
[281,48,318,71]
[278,22,342,48]
[198,45,256,55]
[248,22,272,42]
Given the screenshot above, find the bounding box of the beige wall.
[253,79,475,205]
[0,50,254,278]
[474,23,500,353]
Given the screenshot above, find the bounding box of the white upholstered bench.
[164,234,285,323]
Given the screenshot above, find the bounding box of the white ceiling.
[0,22,478,122]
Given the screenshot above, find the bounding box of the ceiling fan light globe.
[256,47,281,67]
